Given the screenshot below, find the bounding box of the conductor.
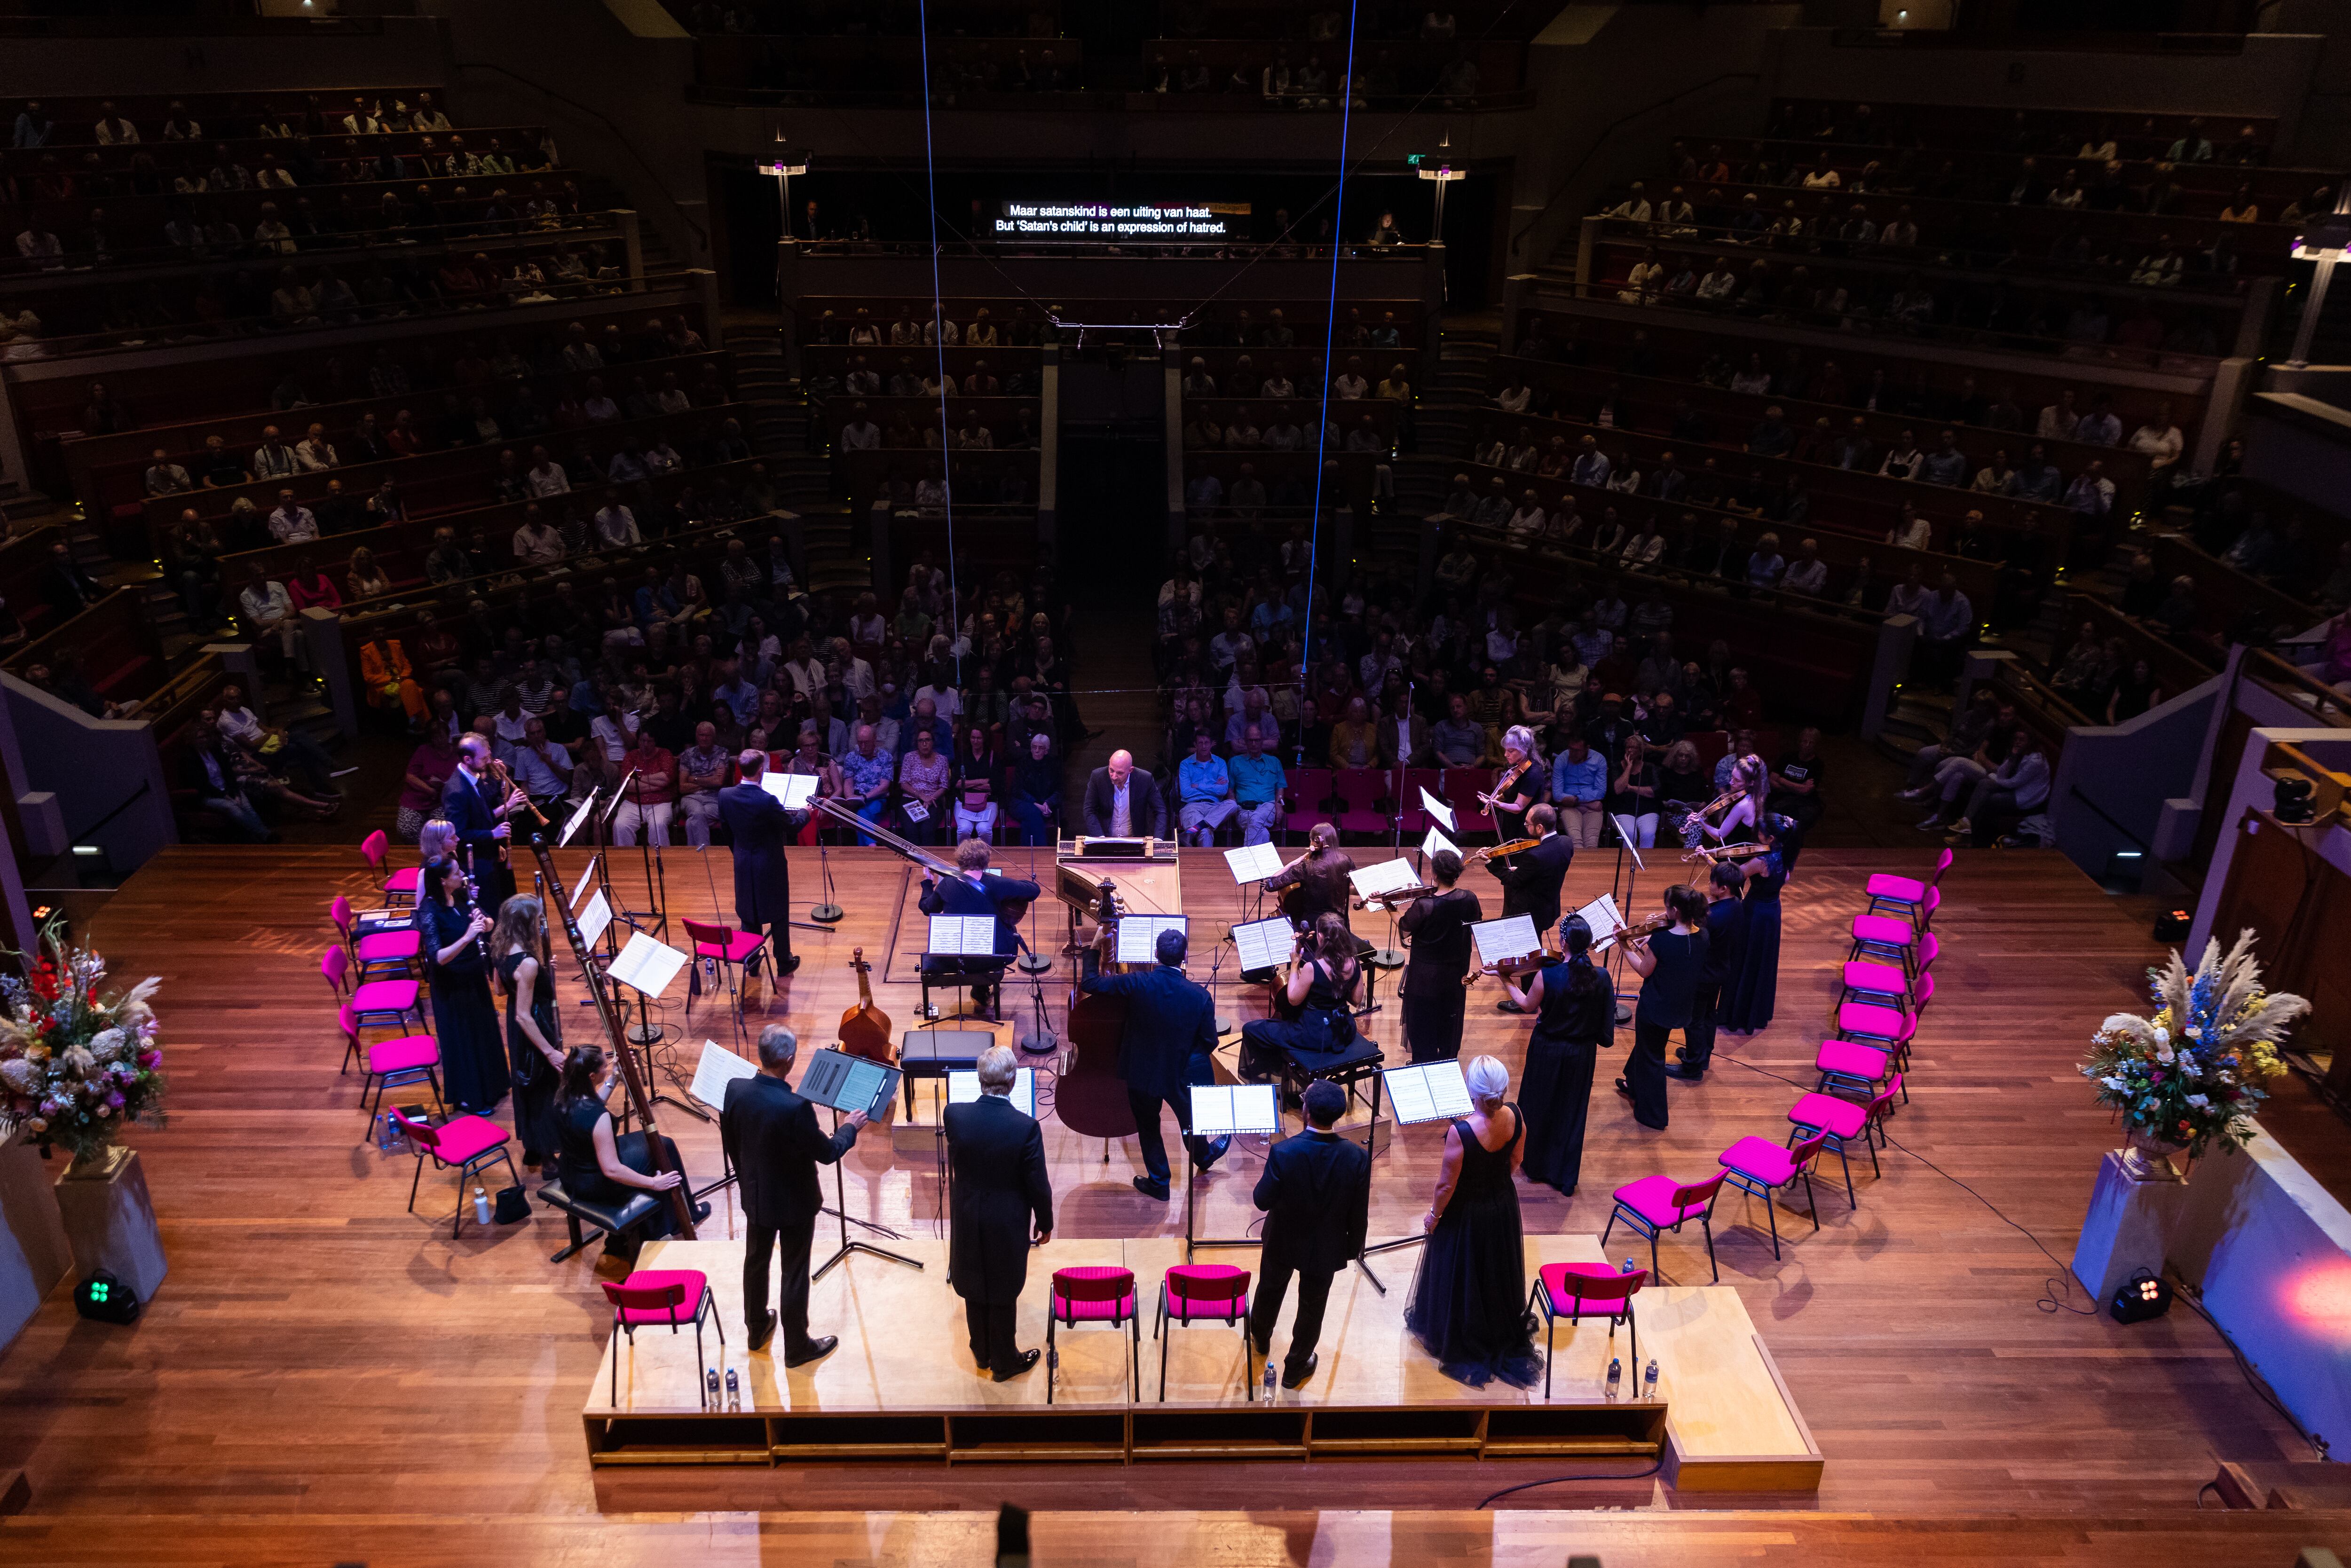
[918,836,1041,1015]
[1081,749,1168,839]
[1247,1080,1371,1389]
[717,748,801,977]
[1078,926,1226,1200]
[944,1044,1054,1381]
[1486,803,1573,1014]
[720,1025,867,1363]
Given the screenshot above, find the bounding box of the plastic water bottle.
[473,1186,491,1225]
[375,1112,397,1152]
[705,1368,721,1409]
[1622,1256,1637,1275]
[1263,1356,1278,1403]
[1643,1359,1659,1400]
[725,1369,740,1410]
[1605,1356,1622,1400]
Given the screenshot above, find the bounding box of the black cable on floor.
[1477,1458,1661,1509]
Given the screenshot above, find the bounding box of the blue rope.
[1298,0,1362,704]
[915,0,960,685]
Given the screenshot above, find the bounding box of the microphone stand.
[1365,686,1408,971]
[1014,844,1058,1058]
[625,765,667,942]
[809,789,844,923]
[813,1104,924,1280]
[1605,813,1646,1027]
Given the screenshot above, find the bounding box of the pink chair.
[1444,766,1496,839]
[363,829,421,908]
[321,945,426,1038]
[1718,1130,1830,1260]
[1154,1264,1254,1402]
[1866,847,1951,922]
[1848,888,1939,972]
[683,917,763,1021]
[1282,768,1334,844]
[1329,769,1388,839]
[331,893,421,982]
[1843,931,1938,1005]
[1786,1077,1903,1204]
[1815,1038,1909,1103]
[345,1009,442,1123]
[1047,1265,1140,1405]
[601,1269,723,1405]
[389,1107,518,1237]
[1837,977,1927,1074]
[1602,1169,1728,1283]
[1529,1262,1646,1401]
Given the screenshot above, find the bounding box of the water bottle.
[705,1368,721,1409]
[375,1112,397,1152]
[473,1186,491,1225]
[1643,1359,1659,1400]
[1263,1356,1278,1403]
[725,1369,740,1410]
[1604,1356,1622,1401]
[1622,1256,1637,1275]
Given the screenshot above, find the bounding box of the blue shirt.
[1228,752,1286,805]
[714,678,760,726]
[1177,753,1231,805]
[1570,452,1611,488]
[1552,749,1608,805]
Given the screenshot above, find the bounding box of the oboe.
[457,849,492,962]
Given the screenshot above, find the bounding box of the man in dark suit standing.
[1078,926,1225,1200]
[1398,848,1482,1062]
[720,1025,866,1363]
[439,733,519,910]
[1247,1080,1370,1388]
[717,748,801,977]
[918,836,1041,1015]
[944,1044,1053,1381]
[1486,803,1573,1013]
[1081,749,1167,839]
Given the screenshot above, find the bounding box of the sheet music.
[928,914,999,956]
[1420,826,1459,863]
[1231,915,1295,973]
[1348,857,1420,899]
[1223,841,1285,884]
[1419,787,1456,832]
[1189,1082,1279,1136]
[689,1039,759,1111]
[608,930,687,999]
[759,771,818,810]
[576,888,613,950]
[599,769,638,827]
[1116,913,1187,966]
[800,1048,898,1114]
[1576,893,1626,946]
[1383,1061,1474,1125]
[1470,913,1542,967]
[569,856,600,913]
[559,792,597,849]
[948,1068,1037,1118]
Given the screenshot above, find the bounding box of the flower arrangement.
[2082,928,2306,1173]
[0,922,165,1166]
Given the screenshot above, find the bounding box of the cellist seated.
[919,837,1041,1015]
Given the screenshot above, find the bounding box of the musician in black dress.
[1721,814,1793,1035]
[1484,725,1545,839]
[554,1044,705,1258]
[1668,861,1748,1081]
[414,857,506,1115]
[1486,803,1573,1014]
[1618,883,1708,1130]
[1502,914,1613,1194]
[1398,849,1481,1063]
[1239,913,1366,1091]
[1405,1055,1541,1389]
[491,894,566,1168]
[917,836,1040,1016]
[1262,822,1356,935]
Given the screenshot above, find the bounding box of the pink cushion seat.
[367,1034,439,1073]
[1851,914,1916,947]
[1816,1039,1892,1079]
[1537,1261,1642,1315]
[694,931,765,964]
[1161,1263,1250,1320]
[1720,1135,1802,1185]
[384,867,421,893]
[1866,873,1926,902]
[1788,1092,1868,1140]
[1052,1266,1138,1321]
[357,930,419,963]
[1842,959,1909,996]
[615,1269,709,1325]
[1838,1001,1909,1039]
[352,978,419,1013]
[1611,1173,1712,1229]
[422,1113,508,1165]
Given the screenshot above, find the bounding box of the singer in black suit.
[1485,804,1573,1013]
[1399,848,1482,1063]
[1081,749,1168,838]
[719,1026,866,1363]
[717,748,801,977]
[1077,925,1224,1200]
[440,734,517,911]
[944,1045,1054,1381]
[918,837,1041,1013]
[1247,1080,1371,1388]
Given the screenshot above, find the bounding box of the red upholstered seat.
[1537,1260,1644,1316]
[1841,959,1909,997]
[1610,1172,1715,1229]
[1160,1264,1250,1322]
[1788,1091,1869,1140]
[1850,914,1916,947]
[1720,1134,1803,1186]
[1051,1265,1137,1322]
[613,1269,710,1325]
[384,867,421,895]
[352,978,420,1013]
[694,930,764,964]
[1815,1038,1893,1079]
[367,1034,438,1073]
[421,1113,509,1166]
[357,930,419,964]
[1867,872,1926,903]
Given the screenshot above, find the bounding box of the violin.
[1472,836,1542,864]
[1684,841,1770,865]
[1476,758,1534,812]
[1464,950,1551,987]
[838,947,894,1064]
[1357,882,1443,912]
[1594,909,1677,952]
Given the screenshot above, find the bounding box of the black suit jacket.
[943,1094,1053,1304]
[720,1071,858,1228]
[1081,767,1167,838]
[1487,832,1574,932]
[717,780,792,926]
[1079,959,1217,1102]
[1399,887,1483,997]
[1254,1129,1371,1276]
[919,870,1041,957]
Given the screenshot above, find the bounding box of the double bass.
[838,947,894,1063]
[1055,880,1138,1155]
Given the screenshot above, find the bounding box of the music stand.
[558,792,598,850]
[1184,1083,1279,1262]
[1224,841,1283,926]
[1349,856,1418,976]
[606,930,706,1122]
[923,913,1005,1022]
[1605,816,1648,1026]
[686,1039,760,1205]
[1351,1060,1476,1291]
[798,1047,922,1278]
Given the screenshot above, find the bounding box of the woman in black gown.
[414,857,506,1114]
[491,895,566,1169]
[1405,1055,1542,1389]
[1720,814,1793,1035]
[1503,915,1614,1195]
[1239,913,1365,1090]
[1618,883,1709,1130]
[553,1045,705,1258]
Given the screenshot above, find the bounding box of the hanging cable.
[915,0,961,686]
[1298,0,1363,686]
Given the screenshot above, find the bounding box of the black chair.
[537,1179,661,1263]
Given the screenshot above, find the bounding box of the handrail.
[2065,784,2149,851]
[73,778,156,841]
[2243,646,2351,726]
[1508,71,1762,257]
[454,61,709,253]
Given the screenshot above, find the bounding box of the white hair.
[1503,725,1540,763]
[976,1044,1019,1095]
[1464,1055,1510,1106]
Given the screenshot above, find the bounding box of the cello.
[838,947,895,1063]
[1055,881,1138,1158]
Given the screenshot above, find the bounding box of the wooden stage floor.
[0,843,2335,1564]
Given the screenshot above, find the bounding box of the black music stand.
[1604,815,1648,1027]
[1183,1082,1281,1263]
[607,929,709,1123]
[1351,1059,1475,1292]
[798,1047,923,1279]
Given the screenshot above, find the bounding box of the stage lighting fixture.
[74,1270,141,1325]
[2153,908,2190,941]
[2109,1269,2173,1324]
[2274,773,2316,824]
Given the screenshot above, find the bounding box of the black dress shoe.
[747,1309,777,1353]
[1282,1351,1319,1389]
[785,1334,838,1367]
[1673,1047,1692,1062]
[1250,1333,1272,1359]
[1614,1077,1633,1098]
[1133,1177,1170,1201]
[776,953,803,977]
[1663,1064,1704,1081]
[1495,1001,1527,1015]
[1193,1134,1232,1172]
[993,1348,1043,1382]
[691,1200,714,1222]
